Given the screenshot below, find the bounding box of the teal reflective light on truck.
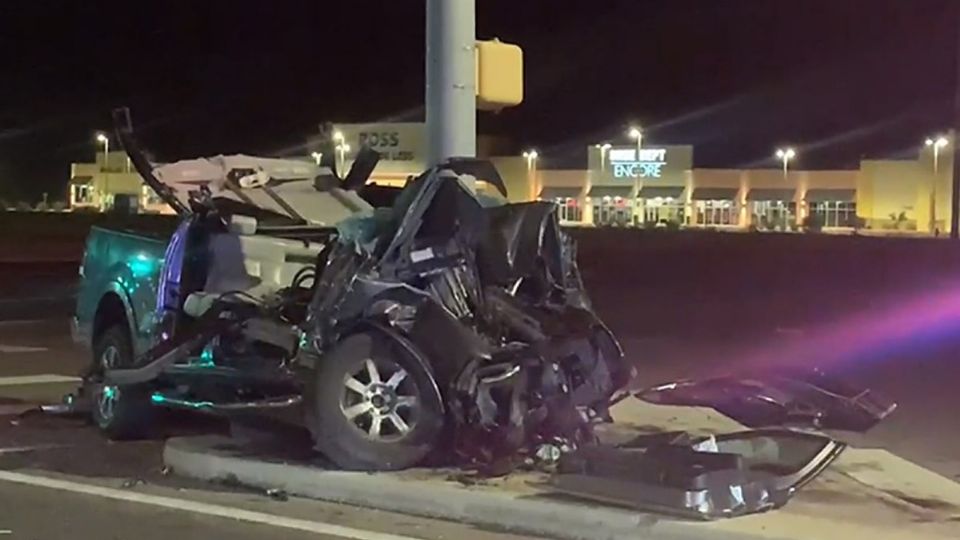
[150,392,212,409]
[127,252,158,278]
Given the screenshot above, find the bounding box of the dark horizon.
[0,0,955,202]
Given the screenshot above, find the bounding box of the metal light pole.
[96,133,110,210]
[96,133,109,171]
[952,2,960,239]
[336,144,350,175]
[426,0,476,169]
[775,148,797,229]
[926,136,949,234]
[332,131,344,173]
[523,150,538,199]
[927,136,949,174]
[628,127,643,157]
[775,147,796,180]
[595,143,612,172]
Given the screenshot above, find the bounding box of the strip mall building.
[69,122,955,235]
[536,140,954,234]
[313,123,955,235]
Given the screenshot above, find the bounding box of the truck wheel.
[90,325,156,440]
[308,332,444,470]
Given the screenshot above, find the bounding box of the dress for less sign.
[334,123,425,163]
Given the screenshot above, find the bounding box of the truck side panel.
[74,226,168,357]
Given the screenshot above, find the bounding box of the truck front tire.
[90,325,156,439]
[308,332,444,470]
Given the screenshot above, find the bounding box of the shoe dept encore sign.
[610,148,668,179]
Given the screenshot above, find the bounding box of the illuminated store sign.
[611,148,668,179]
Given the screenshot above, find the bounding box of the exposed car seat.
[183,215,325,317]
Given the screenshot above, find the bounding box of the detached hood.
[638,367,896,432]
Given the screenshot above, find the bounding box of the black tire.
[90,325,157,440]
[308,332,444,470]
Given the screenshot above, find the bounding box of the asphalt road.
[0,316,540,540]
[3,261,960,537]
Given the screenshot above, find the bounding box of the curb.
[163,436,757,540]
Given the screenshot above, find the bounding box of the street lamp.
[775,147,796,180]
[926,136,949,234]
[96,133,109,171]
[628,126,642,157]
[311,151,323,166]
[926,136,949,174]
[336,144,351,173]
[595,143,612,172]
[522,149,539,170]
[523,150,539,200]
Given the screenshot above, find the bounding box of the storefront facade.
[533,136,954,235]
[68,151,171,213]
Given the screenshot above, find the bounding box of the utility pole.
[952,3,960,239]
[425,0,476,169]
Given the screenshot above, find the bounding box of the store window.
[809,201,857,228]
[72,184,93,204]
[752,201,796,230]
[639,197,685,227]
[557,198,583,223]
[695,200,738,226]
[592,196,631,227]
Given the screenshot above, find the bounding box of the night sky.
[0,0,956,202]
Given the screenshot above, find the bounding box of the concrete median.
[163,427,960,540]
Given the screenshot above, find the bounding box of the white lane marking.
[0,470,424,540]
[0,445,66,455]
[0,375,80,386]
[0,319,47,326]
[0,345,48,354]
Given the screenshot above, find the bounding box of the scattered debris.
[549,429,846,519]
[265,488,289,502]
[121,478,146,489]
[638,367,896,431]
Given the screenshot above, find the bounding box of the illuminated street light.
[926,135,950,234]
[775,147,796,180]
[336,144,351,173]
[96,132,109,171]
[595,143,612,172]
[628,126,643,156]
[926,136,949,174]
[310,151,323,165]
[522,149,539,170]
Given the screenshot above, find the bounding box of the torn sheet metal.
[550,429,845,519]
[638,367,896,432]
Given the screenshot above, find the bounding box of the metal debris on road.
[265,488,289,501]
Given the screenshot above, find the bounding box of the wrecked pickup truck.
[71,109,895,517]
[73,109,631,471]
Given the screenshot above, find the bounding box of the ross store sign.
[610,148,668,179]
[332,123,424,163]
